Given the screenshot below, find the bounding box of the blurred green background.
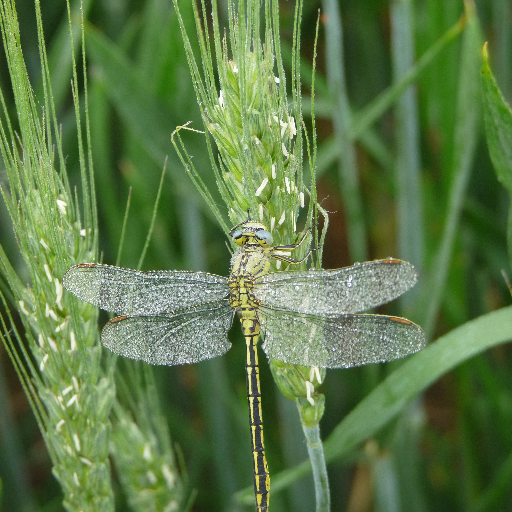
[1,0,512,511]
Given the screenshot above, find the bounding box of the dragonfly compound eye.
[230,229,247,246]
[256,230,272,245]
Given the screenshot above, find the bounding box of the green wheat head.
[0,1,182,510]
[172,0,326,422]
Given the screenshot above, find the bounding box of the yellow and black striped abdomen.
[243,320,270,512]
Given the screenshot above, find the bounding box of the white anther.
[306,381,315,406]
[147,470,157,485]
[70,332,77,351]
[18,301,29,315]
[45,304,58,321]
[255,177,268,197]
[47,337,58,352]
[57,199,67,214]
[143,444,152,461]
[66,394,78,408]
[40,354,49,371]
[73,434,81,452]
[55,319,68,332]
[162,463,176,489]
[55,279,63,309]
[62,385,74,396]
[288,116,297,137]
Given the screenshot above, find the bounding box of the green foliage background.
[1,0,512,511]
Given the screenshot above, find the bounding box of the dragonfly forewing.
[254,259,417,316]
[260,308,427,368]
[63,264,229,315]
[102,301,234,365]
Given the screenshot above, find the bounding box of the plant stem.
[300,419,330,512]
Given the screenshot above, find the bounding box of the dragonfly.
[63,217,427,512]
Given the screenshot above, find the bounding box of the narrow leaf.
[482,43,512,195]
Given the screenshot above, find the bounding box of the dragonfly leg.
[272,222,320,265]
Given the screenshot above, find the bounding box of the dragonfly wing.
[101,302,234,365]
[260,308,427,368]
[63,264,229,315]
[254,259,418,315]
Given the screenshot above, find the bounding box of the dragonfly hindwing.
[102,301,234,365]
[260,308,426,368]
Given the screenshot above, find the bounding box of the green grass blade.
[417,4,482,335]
[321,0,367,262]
[38,0,93,110]
[84,24,178,167]
[137,160,167,270]
[352,14,466,140]
[391,0,423,271]
[115,187,132,267]
[469,450,512,512]
[481,42,512,265]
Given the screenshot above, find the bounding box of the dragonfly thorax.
[228,242,272,310]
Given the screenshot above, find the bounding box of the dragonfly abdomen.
[245,328,270,512]
[229,226,273,510]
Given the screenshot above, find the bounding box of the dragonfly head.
[230,220,272,247]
